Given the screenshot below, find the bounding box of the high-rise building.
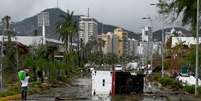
[99,28,128,57]
[113,28,128,57]
[127,38,138,57]
[79,16,98,44]
[101,32,113,54]
[142,26,151,42]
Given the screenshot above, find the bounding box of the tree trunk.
[68,35,70,52]
[64,35,68,64]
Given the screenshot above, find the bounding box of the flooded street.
[12,76,200,101]
[27,77,92,101]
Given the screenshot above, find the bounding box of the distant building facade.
[79,16,98,44]
[127,38,138,57]
[101,32,113,54]
[142,26,151,42]
[171,37,201,48]
[99,28,129,57]
[113,28,128,57]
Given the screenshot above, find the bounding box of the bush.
[159,76,174,86]
[197,86,201,95]
[0,85,20,97]
[183,85,195,94]
[159,76,182,89]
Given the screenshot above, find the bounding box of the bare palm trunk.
[64,35,69,64]
[68,35,70,52]
[70,36,73,52]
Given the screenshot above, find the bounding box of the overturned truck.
[91,70,144,99]
[113,72,144,95]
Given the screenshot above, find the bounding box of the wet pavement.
[26,77,92,101]
[12,76,201,101]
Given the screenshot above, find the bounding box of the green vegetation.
[0,11,82,98]
[159,76,182,90]
[0,85,20,97]
[23,44,81,82]
[156,75,201,96]
[157,0,198,33]
[182,86,201,95]
[183,85,195,94]
[56,10,78,63]
[0,81,52,98]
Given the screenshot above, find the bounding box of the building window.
[102,79,105,87]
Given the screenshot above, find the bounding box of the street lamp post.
[0,19,4,89]
[142,17,153,73]
[150,3,165,77]
[161,19,164,77]
[195,0,199,96]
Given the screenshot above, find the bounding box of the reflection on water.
[26,78,171,101]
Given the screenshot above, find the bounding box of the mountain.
[153,27,192,41]
[13,8,80,39]
[97,22,141,40]
[1,8,140,40]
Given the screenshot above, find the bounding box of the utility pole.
[161,17,164,77]
[150,20,153,73]
[57,0,59,8]
[87,8,90,17]
[150,3,165,77]
[195,0,199,96]
[42,14,46,44]
[77,32,80,67]
[142,17,153,73]
[38,12,49,45]
[0,18,5,89]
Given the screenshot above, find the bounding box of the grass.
[0,84,20,97]
[0,94,21,101]
[0,69,82,100]
[0,81,49,101]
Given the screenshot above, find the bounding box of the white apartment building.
[171,37,201,48]
[101,32,113,54]
[79,16,98,44]
[127,38,138,57]
[142,26,151,42]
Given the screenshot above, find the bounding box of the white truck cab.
[115,64,123,71]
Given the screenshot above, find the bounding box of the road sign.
[38,12,50,27]
[38,12,49,44]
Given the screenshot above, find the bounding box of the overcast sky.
[0,0,182,32]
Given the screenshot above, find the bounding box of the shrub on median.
[159,76,182,89]
[183,86,201,95]
[183,85,194,94]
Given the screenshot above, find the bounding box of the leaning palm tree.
[97,38,105,53]
[157,0,198,33]
[56,11,78,63]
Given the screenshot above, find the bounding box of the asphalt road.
[23,77,92,101]
[12,76,201,101]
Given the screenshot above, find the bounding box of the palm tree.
[2,16,15,42]
[157,0,199,32]
[97,38,105,53]
[56,11,78,63]
[46,44,58,61]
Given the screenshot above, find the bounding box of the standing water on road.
[25,77,92,101]
[12,76,199,101]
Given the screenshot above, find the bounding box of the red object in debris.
[111,69,116,96]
